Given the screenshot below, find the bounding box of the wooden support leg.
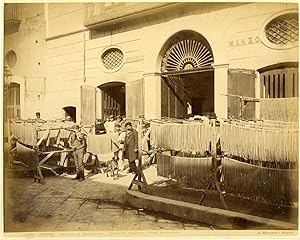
[128,116,149,193]
[200,165,227,209]
[34,152,55,184]
[199,174,213,205]
[215,179,227,210]
[128,173,138,190]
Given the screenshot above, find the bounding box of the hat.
[109,115,114,118]
[125,122,132,127]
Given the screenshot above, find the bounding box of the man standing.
[69,126,86,181]
[123,122,138,173]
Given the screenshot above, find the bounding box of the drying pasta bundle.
[150,121,211,153]
[220,121,298,163]
[260,97,299,122]
[87,132,119,155]
[16,142,36,169]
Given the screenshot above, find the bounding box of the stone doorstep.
[126,190,297,230]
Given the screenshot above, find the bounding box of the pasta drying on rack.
[220,121,298,163]
[87,133,119,155]
[150,122,211,153]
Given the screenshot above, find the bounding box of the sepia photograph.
[2,1,299,238]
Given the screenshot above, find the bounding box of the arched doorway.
[63,106,76,122]
[159,30,214,118]
[98,82,126,120]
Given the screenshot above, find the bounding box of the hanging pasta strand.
[220,119,298,168]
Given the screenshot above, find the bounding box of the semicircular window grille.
[6,50,17,68]
[265,13,298,46]
[161,39,213,72]
[101,48,124,71]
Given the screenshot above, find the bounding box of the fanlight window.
[161,39,213,72]
[101,48,124,71]
[265,13,298,46]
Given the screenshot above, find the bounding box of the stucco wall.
[140,2,298,73]
[44,31,86,121]
[46,3,86,38]
[6,3,298,121]
[4,3,47,119]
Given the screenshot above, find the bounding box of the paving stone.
[122,214,140,223]
[88,222,113,231]
[97,209,123,217]
[55,222,89,231]
[30,195,53,204]
[71,202,99,222]
[111,222,139,231]
[123,209,138,215]
[51,199,83,219]
[33,221,61,232]
[29,202,62,217]
[140,214,157,222]
[157,218,180,224]
[97,203,122,209]
[46,196,68,204]
[183,223,210,230]
[139,220,161,230]
[101,216,124,225]
[157,222,184,230]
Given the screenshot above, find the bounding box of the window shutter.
[81,85,96,125]
[228,69,256,119]
[126,79,144,119]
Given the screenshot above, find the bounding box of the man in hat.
[123,122,138,173]
[69,125,86,181]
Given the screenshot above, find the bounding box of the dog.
[105,156,119,180]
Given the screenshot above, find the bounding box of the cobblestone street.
[4,167,213,232]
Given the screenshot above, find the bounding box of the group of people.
[102,115,139,174]
[70,114,139,181]
[95,115,126,135]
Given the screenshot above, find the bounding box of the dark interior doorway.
[98,82,126,120]
[63,106,76,122]
[161,70,214,118]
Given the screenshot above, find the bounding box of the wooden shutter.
[81,85,96,125]
[126,79,144,119]
[228,69,256,119]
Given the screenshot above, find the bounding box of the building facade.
[4,2,299,124]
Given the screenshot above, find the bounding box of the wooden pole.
[199,121,227,209]
[137,115,143,191]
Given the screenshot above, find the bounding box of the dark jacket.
[123,129,138,162]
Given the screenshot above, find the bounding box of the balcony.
[4,4,22,34]
[84,2,176,28]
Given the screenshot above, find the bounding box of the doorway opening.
[160,31,214,118]
[63,106,76,122]
[98,82,126,120]
[161,71,214,118]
